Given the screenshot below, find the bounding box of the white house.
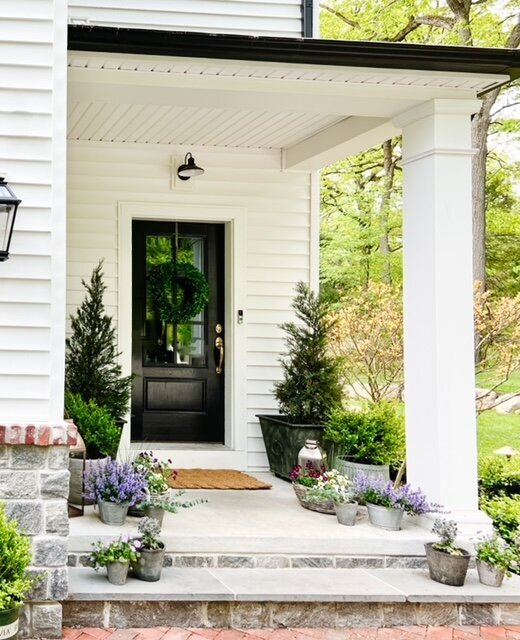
[1,0,519,533]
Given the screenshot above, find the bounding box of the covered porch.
[65,27,520,531]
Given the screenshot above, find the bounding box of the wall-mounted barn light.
[0,178,21,262]
[177,153,205,181]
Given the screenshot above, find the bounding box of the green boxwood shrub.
[479,456,520,500]
[65,391,121,459]
[323,401,405,466]
[0,503,34,610]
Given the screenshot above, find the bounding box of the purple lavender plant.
[354,473,440,516]
[83,457,148,506]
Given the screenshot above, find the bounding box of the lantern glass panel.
[0,204,15,253]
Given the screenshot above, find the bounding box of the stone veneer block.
[460,603,500,625]
[500,603,520,624]
[291,556,334,569]
[109,601,205,627]
[415,603,459,626]
[385,557,428,569]
[336,557,385,569]
[45,501,69,535]
[4,501,44,535]
[271,602,337,628]
[33,537,68,566]
[336,603,383,627]
[0,471,38,499]
[255,556,290,569]
[10,446,48,469]
[40,470,70,499]
[62,601,105,628]
[48,446,70,470]
[231,603,271,628]
[206,602,231,627]
[382,603,419,626]
[217,555,255,568]
[31,603,62,639]
[49,567,68,599]
[175,555,216,568]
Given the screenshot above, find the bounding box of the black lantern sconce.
[177,153,205,181]
[0,177,21,262]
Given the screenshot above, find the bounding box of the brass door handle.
[215,336,224,374]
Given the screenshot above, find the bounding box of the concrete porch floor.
[68,473,435,559]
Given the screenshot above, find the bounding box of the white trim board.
[118,201,248,469]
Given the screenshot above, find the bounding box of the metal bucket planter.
[257,415,327,480]
[143,506,165,528]
[106,560,130,585]
[132,547,165,582]
[0,608,20,640]
[476,559,505,587]
[97,501,130,526]
[366,503,404,531]
[334,457,390,483]
[425,543,471,586]
[334,501,358,526]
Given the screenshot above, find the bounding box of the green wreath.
[148,260,210,324]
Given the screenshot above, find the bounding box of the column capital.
[393,98,482,129]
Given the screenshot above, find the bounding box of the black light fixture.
[177,153,205,181]
[0,177,21,262]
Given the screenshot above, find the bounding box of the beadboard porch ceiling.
[67,51,505,168]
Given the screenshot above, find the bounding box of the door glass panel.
[144,232,207,367]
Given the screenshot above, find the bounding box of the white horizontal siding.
[68,0,303,37]
[0,1,67,423]
[67,141,311,470]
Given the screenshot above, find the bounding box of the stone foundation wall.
[0,424,77,639]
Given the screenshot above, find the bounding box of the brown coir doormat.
[169,469,271,490]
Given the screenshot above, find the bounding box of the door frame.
[118,201,247,468]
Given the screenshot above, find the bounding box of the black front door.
[131,221,225,442]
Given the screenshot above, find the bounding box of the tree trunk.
[378,140,396,284]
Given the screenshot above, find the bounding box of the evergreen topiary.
[65,261,132,421]
[274,281,343,424]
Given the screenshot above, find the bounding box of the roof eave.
[68,25,520,80]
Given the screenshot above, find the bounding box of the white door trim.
[118,201,248,469]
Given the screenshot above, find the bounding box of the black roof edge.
[68,25,520,79]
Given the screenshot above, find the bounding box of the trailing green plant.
[88,535,139,571]
[323,401,405,466]
[138,490,207,514]
[474,532,517,575]
[479,456,520,500]
[65,260,132,420]
[0,503,35,610]
[65,391,121,459]
[132,451,174,495]
[431,519,465,556]
[274,281,343,424]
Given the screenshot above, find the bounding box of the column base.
[407,509,493,538]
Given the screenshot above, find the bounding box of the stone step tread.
[68,567,520,604]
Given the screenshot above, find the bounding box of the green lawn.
[476,370,520,395]
[477,410,520,458]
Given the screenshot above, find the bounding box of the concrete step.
[65,567,520,628]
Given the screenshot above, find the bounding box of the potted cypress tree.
[0,503,35,640]
[257,282,342,479]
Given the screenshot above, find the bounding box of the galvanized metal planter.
[476,559,505,587]
[334,501,358,526]
[143,506,165,527]
[334,457,390,483]
[97,501,130,526]
[366,503,404,531]
[106,560,130,585]
[132,546,165,582]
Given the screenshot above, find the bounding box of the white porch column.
[394,99,491,533]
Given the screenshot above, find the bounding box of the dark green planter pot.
[257,414,327,480]
[0,607,21,640]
